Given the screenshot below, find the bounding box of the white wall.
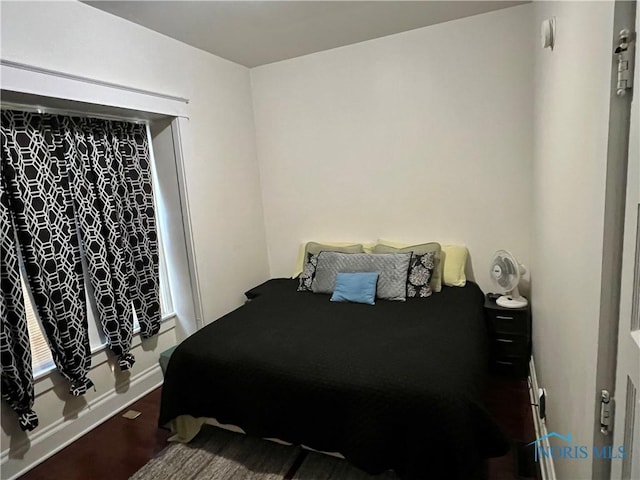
[531,2,615,479]
[0,1,269,476]
[251,4,533,293]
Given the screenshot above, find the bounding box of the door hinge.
[615,29,635,96]
[600,389,612,435]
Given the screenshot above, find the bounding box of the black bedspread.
[159,279,508,479]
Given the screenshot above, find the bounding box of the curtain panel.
[2,112,94,400]
[0,180,38,431]
[0,110,161,431]
[64,116,161,369]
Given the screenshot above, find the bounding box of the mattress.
[159,278,508,479]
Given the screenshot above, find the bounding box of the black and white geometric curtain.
[2,112,94,400]
[64,117,161,369]
[0,109,161,431]
[0,180,38,431]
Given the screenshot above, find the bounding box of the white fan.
[489,250,528,308]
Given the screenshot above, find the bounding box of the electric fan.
[489,250,528,308]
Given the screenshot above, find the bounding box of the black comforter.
[159,279,508,479]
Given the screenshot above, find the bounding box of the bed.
[159,278,509,479]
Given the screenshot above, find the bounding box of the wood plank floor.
[486,376,540,480]
[18,376,539,480]
[18,389,171,480]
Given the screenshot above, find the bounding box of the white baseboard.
[528,356,557,480]
[1,364,164,480]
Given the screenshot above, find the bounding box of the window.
[22,128,174,378]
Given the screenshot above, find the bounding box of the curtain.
[1,111,94,399]
[1,109,161,430]
[0,179,38,431]
[64,117,160,369]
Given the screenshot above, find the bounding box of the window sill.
[33,313,177,396]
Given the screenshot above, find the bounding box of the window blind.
[22,275,55,374]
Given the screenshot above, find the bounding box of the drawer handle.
[496,315,515,320]
[496,338,514,343]
[496,360,514,365]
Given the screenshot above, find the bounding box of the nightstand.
[485,296,531,379]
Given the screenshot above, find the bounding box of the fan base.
[497,295,528,309]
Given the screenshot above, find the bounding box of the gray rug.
[130,426,301,480]
[131,425,398,480]
[293,452,398,480]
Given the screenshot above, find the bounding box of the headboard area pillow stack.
[295,240,469,301]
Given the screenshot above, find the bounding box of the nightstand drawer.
[492,335,529,358]
[492,356,529,379]
[487,310,529,335]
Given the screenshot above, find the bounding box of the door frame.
[592,1,637,479]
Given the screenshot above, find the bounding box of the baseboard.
[0,363,164,480]
[528,357,557,480]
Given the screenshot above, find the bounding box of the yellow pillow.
[362,242,376,254]
[442,245,468,287]
[374,239,442,292]
[292,242,365,277]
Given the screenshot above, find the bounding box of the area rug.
[131,425,399,480]
[129,425,301,480]
[293,451,398,480]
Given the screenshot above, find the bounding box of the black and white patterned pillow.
[297,253,319,291]
[407,251,436,298]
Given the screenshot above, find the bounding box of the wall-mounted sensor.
[541,18,555,50]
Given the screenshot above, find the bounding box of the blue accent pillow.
[330,272,379,305]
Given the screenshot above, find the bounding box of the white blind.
[22,276,55,374]
[158,219,173,315]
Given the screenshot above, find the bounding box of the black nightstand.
[485,296,531,379]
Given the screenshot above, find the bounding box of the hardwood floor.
[18,376,539,480]
[19,388,170,480]
[486,376,540,479]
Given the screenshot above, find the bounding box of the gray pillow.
[312,252,412,301]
